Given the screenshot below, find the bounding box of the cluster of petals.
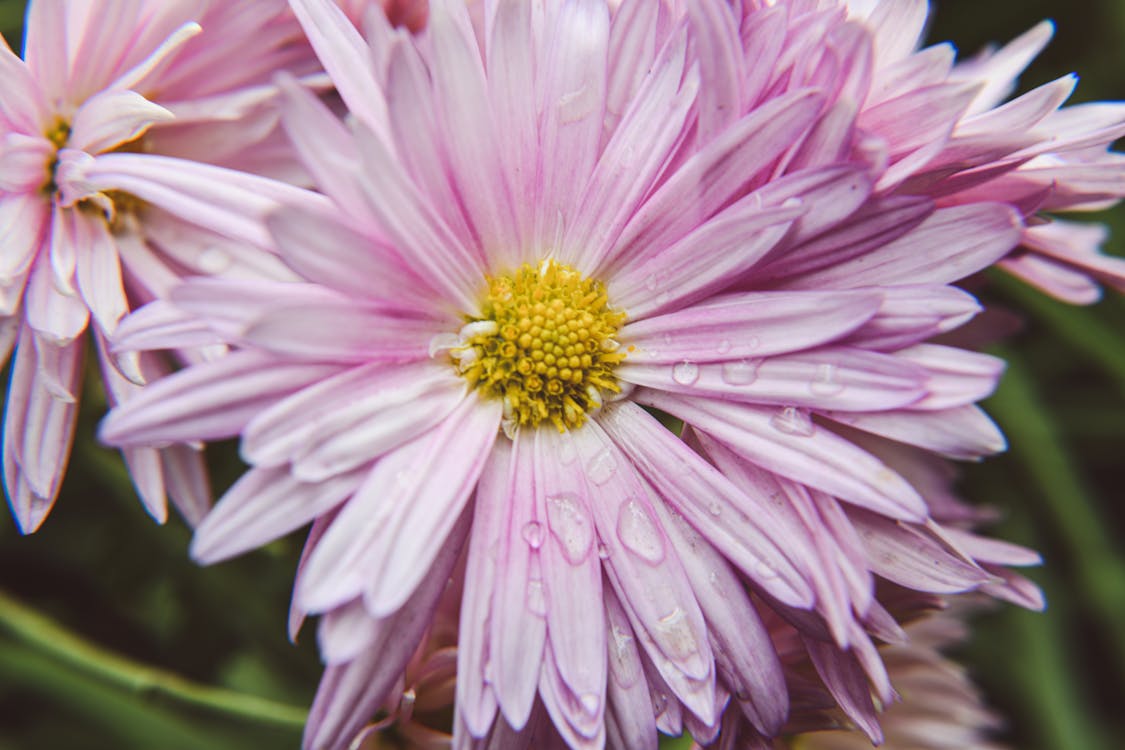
[89,0,1094,748]
[0,0,353,531]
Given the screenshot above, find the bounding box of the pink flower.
[100,0,1046,747]
[0,0,333,531]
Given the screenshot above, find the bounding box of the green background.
[1,1,1123,748]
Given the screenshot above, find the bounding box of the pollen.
[450,260,627,433]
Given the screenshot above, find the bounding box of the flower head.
[102,0,1050,747]
[0,0,335,531]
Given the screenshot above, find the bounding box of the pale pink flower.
[0,0,334,531]
[101,0,1045,747]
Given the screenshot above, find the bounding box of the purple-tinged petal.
[288,0,391,142]
[485,431,546,730]
[191,464,362,564]
[803,636,882,744]
[621,290,882,363]
[779,203,1022,289]
[303,512,470,750]
[240,298,439,364]
[571,421,716,722]
[457,443,508,737]
[99,350,343,446]
[538,641,606,747]
[688,0,743,143]
[825,404,1007,459]
[0,193,50,285]
[24,259,88,347]
[0,134,54,193]
[897,344,1004,410]
[565,26,697,272]
[599,403,814,608]
[611,89,824,269]
[110,299,226,354]
[603,586,658,750]
[652,499,788,735]
[266,204,433,312]
[844,285,982,351]
[621,346,927,413]
[847,507,993,593]
[609,200,803,317]
[73,213,127,336]
[67,89,173,154]
[534,429,606,713]
[639,391,927,522]
[0,37,48,132]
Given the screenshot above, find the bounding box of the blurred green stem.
[0,588,308,729]
[988,348,1125,678]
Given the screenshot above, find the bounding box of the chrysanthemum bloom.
[102,0,1049,747]
[836,2,1125,303]
[0,0,339,531]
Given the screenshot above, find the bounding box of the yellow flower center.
[451,260,626,433]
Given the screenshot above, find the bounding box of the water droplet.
[655,606,700,659]
[671,360,700,386]
[521,521,544,549]
[579,693,600,716]
[546,493,594,564]
[721,359,759,385]
[198,246,231,274]
[716,339,732,355]
[746,335,761,350]
[600,338,621,353]
[651,692,669,715]
[611,624,633,657]
[809,363,844,396]
[616,499,665,564]
[770,406,814,437]
[706,500,722,517]
[644,273,661,292]
[586,448,618,486]
[597,543,611,560]
[526,579,547,616]
[660,331,673,345]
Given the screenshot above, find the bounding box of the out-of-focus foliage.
[1,2,1123,748]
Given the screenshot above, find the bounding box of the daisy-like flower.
[101,0,1048,747]
[0,0,336,531]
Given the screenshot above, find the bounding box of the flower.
[0,0,333,531]
[101,0,1048,747]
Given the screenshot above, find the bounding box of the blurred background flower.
[1,1,1123,749]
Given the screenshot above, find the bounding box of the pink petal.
[99,350,342,446]
[640,391,927,522]
[621,290,882,363]
[67,89,173,154]
[288,0,391,141]
[779,203,1022,289]
[825,404,1007,459]
[598,403,814,608]
[190,464,362,564]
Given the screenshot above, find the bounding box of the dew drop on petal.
[616,499,665,564]
[521,520,544,549]
[706,500,722,517]
[809,363,844,396]
[770,406,814,437]
[579,693,600,716]
[721,359,759,385]
[586,448,618,486]
[546,493,594,564]
[198,246,231,274]
[526,579,547,616]
[671,360,700,386]
[645,273,661,292]
[716,339,732,355]
[597,543,611,560]
[655,606,700,660]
